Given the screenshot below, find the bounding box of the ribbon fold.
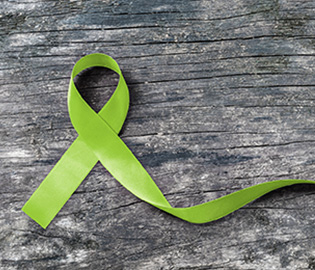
[22,53,314,229]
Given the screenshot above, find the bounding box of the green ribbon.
[22,53,315,229]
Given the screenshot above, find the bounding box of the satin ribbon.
[22,53,315,229]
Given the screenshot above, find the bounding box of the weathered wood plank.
[1,0,315,269]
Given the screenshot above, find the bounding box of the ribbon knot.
[22,53,314,229]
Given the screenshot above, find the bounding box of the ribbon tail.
[22,137,97,229]
[157,179,315,223]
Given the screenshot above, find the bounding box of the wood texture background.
[1,0,315,269]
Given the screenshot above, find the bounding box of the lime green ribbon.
[22,53,315,229]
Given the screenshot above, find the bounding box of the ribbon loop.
[22,53,315,229]
[69,53,129,135]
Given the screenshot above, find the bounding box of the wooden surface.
[1,0,315,269]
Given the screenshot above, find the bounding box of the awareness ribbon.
[22,53,315,229]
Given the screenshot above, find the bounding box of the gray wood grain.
[1,0,315,269]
